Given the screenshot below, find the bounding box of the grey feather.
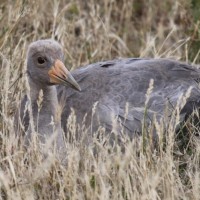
[58,58,200,136]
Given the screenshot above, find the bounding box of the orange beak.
[48,59,81,91]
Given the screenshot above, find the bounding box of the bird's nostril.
[62,74,66,79]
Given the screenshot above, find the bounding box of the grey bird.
[15,40,81,150]
[15,39,200,147]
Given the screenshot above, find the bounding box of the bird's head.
[27,39,81,91]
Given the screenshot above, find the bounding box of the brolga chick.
[16,39,200,150]
[15,40,81,153]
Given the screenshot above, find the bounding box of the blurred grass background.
[0,0,200,199]
[0,0,199,65]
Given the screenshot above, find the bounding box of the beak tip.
[76,85,82,92]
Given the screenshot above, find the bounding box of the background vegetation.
[0,0,200,199]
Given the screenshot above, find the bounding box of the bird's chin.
[48,82,57,86]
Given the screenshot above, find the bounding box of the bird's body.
[58,58,200,139]
[15,39,200,147]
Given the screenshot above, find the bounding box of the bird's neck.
[29,78,58,117]
[28,78,63,146]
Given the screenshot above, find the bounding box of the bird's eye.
[37,57,46,64]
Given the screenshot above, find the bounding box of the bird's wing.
[58,58,200,135]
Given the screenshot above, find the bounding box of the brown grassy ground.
[0,0,200,199]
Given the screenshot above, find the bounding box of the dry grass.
[0,0,200,199]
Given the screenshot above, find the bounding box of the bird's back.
[57,58,200,137]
